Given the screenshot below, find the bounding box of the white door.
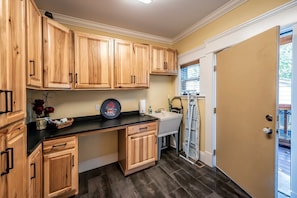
[216,27,279,198]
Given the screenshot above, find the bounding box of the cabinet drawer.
[43,136,76,154]
[128,122,156,135]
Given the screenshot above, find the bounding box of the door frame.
[176,2,297,196]
[291,23,297,198]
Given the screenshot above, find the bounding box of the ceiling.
[34,0,245,43]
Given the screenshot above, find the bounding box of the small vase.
[36,117,47,130]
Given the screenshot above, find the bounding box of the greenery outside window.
[279,30,292,105]
[180,60,200,95]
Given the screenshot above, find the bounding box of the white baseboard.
[78,153,118,173]
[78,151,213,173]
[200,151,213,167]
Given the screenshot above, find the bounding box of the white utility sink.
[151,111,183,137]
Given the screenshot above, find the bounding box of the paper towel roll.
[139,99,146,116]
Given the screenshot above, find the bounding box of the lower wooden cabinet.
[43,136,78,198]
[0,121,27,198]
[28,144,43,198]
[118,121,157,176]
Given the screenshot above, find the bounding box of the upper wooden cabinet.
[42,16,72,89]
[0,0,26,128]
[150,45,178,75]
[26,0,43,88]
[114,39,149,88]
[74,31,113,89]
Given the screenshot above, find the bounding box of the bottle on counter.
[148,106,152,114]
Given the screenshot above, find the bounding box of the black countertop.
[27,111,158,155]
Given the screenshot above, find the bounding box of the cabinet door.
[43,17,72,89]
[127,131,157,170]
[150,46,165,73]
[0,0,9,126]
[6,122,27,198]
[0,131,8,197]
[165,48,178,75]
[43,148,77,197]
[26,0,42,88]
[28,144,42,198]
[114,40,150,88]
[114,39,134,88]
[0,0,26,128]
[43,137,78,198]
[150,46,178,75]
[133,43,149,88]
[74,32,113,89]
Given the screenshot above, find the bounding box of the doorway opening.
[278,28,292,197]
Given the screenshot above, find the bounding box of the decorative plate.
[100,98,121,119]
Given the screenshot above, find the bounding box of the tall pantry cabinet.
[0,0,26,128]
[0,0,27,197]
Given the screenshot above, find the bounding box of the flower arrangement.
[32,99,54,118]
[33,92,55,118]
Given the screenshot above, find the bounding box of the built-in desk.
[27,111,158,154]
[27,111,159,197]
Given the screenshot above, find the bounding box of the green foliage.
[279,43,292,80]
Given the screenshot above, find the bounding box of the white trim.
[173,0,247,43]
[290,23,297,198]
[205,0,297,53]
[39,0,246,45]
[78,153,118,173]
[200,151,213,167]
[40,10,172,44]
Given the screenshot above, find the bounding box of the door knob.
[263,127,273,134]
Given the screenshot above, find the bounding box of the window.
[180,60,200,95]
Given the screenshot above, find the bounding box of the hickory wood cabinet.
[43,136,78,197]
[28,143,42,198]
[74,31,113,89]
[42,16,72,89]
[150,45,178,75]
[0,0,27,197]
[118,121,157,176]
[114,39,150,88]
[26,0,43,88]
[0,0,26,128]
[0,121,27,198]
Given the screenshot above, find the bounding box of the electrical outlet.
[95,104,100,111]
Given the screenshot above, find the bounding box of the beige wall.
[174,0,290,54]
[27,75,175,166]
[27,76,174,121]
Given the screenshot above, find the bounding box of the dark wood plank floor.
[74,148,251,198]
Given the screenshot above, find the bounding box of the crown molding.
[40,10,172,44]
[179,0,297,59]
[173,0,247,43]
[39,0,246,45]
[205,0,297,48]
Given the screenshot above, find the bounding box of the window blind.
[180,60,200,95]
